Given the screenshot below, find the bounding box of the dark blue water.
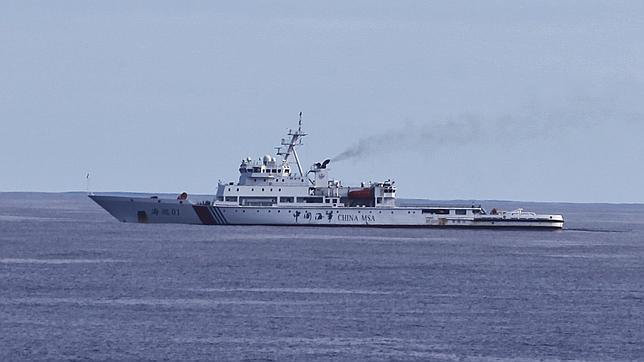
[1,193,643,360]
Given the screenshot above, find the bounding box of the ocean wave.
[0,258,127,264]
[188,287,391,295]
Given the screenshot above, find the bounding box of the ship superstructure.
[90,116,564,229]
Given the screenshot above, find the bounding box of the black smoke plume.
[331,97,635,162]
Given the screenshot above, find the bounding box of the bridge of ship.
[214,117,397,208]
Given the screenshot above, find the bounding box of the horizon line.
[1,190,643,206]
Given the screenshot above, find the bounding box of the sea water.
[0,193,642,360]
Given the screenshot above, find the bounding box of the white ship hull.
[90,195,564,229]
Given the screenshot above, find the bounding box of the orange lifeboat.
[348,188,373,199]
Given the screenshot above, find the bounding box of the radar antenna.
[276,112,307,176]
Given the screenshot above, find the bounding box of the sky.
[1,1,643,202]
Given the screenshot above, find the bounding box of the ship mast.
[276,112,307,177]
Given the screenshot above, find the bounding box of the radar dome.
[263,155,273,164]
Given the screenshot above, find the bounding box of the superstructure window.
[239,196,276,206]
[455,209,467,215]
[297,197,323,203]
[280,197,294,203]
[422,209,450,215]
[225,196,238,202]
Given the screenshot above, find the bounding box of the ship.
[90,116,564,229]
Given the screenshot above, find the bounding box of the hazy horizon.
[2,1,643,203]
